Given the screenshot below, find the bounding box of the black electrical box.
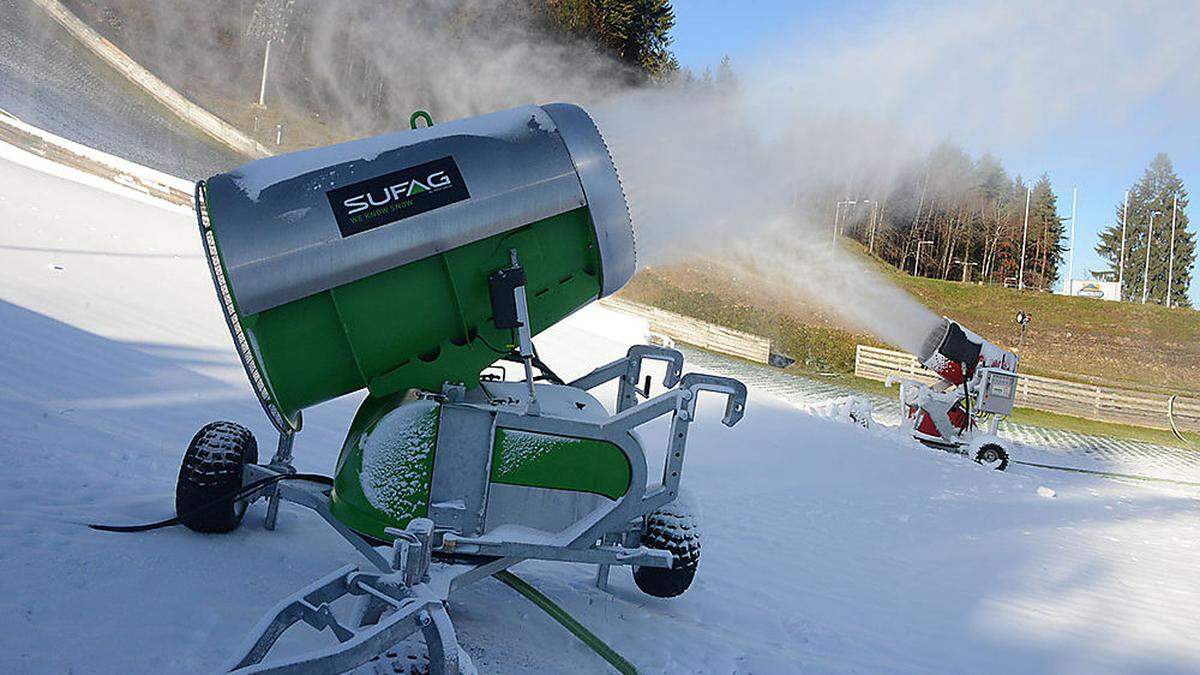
[488,266,526,329]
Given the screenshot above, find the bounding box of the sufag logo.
[326,156,469,238]
[342,170,453,215]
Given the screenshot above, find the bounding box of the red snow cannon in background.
[889,318,1020,469]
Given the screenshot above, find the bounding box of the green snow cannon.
[197,103,635,433]
[183,103,749,673]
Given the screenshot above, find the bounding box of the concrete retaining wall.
[601,297,772,364]
[0,107,193,207]
[31,0,271,159]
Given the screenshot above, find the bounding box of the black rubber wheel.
[632,502,701,598]
[176,421,258,533]
[974,443,1009,471]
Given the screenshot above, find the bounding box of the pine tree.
[544,0,677,79]
[715,54,736,89]
[972,154,1009,202]
[1028,174,1064,290]
[624,0,677,77]
[1095,154,1194,306]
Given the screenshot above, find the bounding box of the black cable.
[1010,459,1200,487]
[474,331,512,355]
[88,473,333,533]
[949,365,1194,487]
[495,349,566,386]
[476,324,565,384]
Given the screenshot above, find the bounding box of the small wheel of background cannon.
[974,443,1009,471]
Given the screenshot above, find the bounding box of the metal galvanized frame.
[230,346,747,674]
[224,509,459,674]
[437,347,747,564]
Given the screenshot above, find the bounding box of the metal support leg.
[264,427,296,531]
[509,249,540,416]
[594,531,623,591]
[263,488,282,531]
[227,518,460,675]
[594,564,610,591]
[421,604,461,675]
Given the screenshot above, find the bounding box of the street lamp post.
[954,259,978,282]
[249,0,294,107]
[258,40,272,106]
[915,240,934,277]
[832,199,857,247]
[1018,186,1031,290]
[868,200,879,253]
[1142,210,1161,304]
[855,199,877,240]
[1065,186,1077,293]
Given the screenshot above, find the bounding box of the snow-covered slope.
[2,152,1200,675]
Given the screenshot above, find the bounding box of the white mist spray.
[594,0,1199,352]
[92,0,1200,353]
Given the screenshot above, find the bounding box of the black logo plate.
[326,156,469,237]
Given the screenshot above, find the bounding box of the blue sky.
[670,1,1200,305]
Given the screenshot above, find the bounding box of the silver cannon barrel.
[202,102,636,316]
[195,102,637,429]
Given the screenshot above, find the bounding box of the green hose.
[493,570,638,675]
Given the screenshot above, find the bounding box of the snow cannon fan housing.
[196,104,635,432]
[916,318,1019,386]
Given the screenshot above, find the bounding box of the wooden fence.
[855,344,1200,433]
[600,297,772,364]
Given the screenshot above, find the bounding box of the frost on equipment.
[889,318,1020,470]
[186,103,748,673]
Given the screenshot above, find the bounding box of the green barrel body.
[196,103,635,432]
[201,196,601,420]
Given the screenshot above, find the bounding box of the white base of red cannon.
[892,378,1011,470]
[888,318,1021,471]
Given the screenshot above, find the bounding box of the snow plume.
[595,0,1200,352]
[594,77,943,353]
[722,224,945,357]
[58,0,1198,353]
[290,0,630,132]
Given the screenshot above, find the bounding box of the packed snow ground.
[2,152,1200,675]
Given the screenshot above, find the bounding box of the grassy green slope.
[620,241,1200,397]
